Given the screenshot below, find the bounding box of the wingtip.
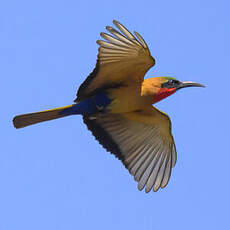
[105,25,112,30]
[137,182,145,192]
[153,185,160,192]
[145,186,152,193]
[112,19,120,26]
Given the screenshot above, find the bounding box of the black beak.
[176,81,205,90]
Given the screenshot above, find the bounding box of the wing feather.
[134,141,161,181]
[129,144,153,176]
[153,147,170,191]
[100,32,133,48]
[145,147,165,193]
[161,151,172,188]
[106,26,136,46]
[96,40,130,51]
[172,142,177,167]
[83,106,177,192]
[112,20,141,45]
[134,31,150,51]
[76,20,155,101]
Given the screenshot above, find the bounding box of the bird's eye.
[161,79,180,88]
[168,79,179,85]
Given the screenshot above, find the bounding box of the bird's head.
[147,77,205,103]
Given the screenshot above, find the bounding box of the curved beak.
[176,81,205,90]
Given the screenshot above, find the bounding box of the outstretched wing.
[83,106,177,192]
[76,20,155,101]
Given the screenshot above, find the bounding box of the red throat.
[154,88,176,103]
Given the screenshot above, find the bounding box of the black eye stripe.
[168,79,179,84]
[161,79,180,88]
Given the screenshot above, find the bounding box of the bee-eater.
[13,20,204,192]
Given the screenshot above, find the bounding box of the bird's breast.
[107,86,155,113]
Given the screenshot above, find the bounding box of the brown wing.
[76,20,155,101]
[83,106,177,192]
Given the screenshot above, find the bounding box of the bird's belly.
[107,88,154,113]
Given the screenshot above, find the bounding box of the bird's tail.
[13,105,74,129]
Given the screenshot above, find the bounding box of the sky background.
[1,0,229,229]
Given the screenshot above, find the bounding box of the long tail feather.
[13,105,74,129]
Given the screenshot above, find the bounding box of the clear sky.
[1,0,229,229]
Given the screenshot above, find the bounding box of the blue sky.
[1,0,229,229]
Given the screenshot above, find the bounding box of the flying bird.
[13,20,204,192]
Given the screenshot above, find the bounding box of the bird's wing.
[83,106,177,192]
[76,20,155,101]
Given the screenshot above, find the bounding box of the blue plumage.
[60,92,112,116]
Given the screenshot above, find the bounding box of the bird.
[13,20,204,192]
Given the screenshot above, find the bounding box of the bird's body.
[13,20,204,192]
[106,84,153,113]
